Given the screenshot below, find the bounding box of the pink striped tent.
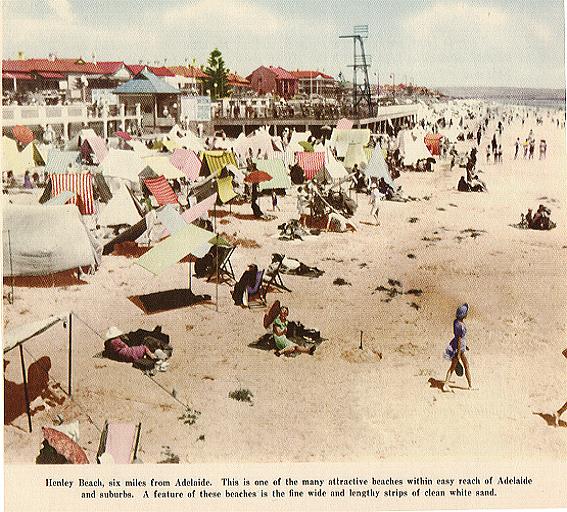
[169,149,201,182]
[143,176,178,206]
[297,152,325,180]
[49,173,95,215]
[80,136,108,164]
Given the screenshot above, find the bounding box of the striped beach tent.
[253,159,292,191]
[49,173,95,215]
[297,152,325,180]
[143,176,178,206]
[201,151,238,176]
[170,149,201,182]
[80,136,108,164]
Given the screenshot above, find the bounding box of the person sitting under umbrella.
[273,306,315,357]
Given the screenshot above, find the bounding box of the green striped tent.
[253,159,292,191]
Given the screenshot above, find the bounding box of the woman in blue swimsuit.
[443,303,473,391]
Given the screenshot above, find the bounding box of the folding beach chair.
[245,270,266,308]
[207,244,236,284]
[96,421,142,464]
[264,259,292,293]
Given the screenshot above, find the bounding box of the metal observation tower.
[339,25,374,116]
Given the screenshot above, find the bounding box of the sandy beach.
[3,111,567,465]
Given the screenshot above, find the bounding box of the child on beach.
[443,304,474,392]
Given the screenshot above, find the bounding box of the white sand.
[4,112,567,464]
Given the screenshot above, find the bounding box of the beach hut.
[363,149,394,187]
[3,204,101,277]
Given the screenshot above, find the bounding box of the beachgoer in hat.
[273,306,315,356]
[104,327,157,364]
[442,304,474,392]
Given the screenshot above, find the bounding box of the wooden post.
[7,230,14,304]
[188,260,192,292]
[359,330,363,350]
[214,201,219,312]
[19,344,32,433]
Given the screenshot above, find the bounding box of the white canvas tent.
[100,149,145,182]
[3,204,101,277]
[343,143,368,170]
[318,152,348,183]
[98,184,142,227]
[363,149,394,186]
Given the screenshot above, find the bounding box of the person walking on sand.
[369,182,383,226]
[443,304,474,392]
[514,138,520,159]
[271,190,280,211]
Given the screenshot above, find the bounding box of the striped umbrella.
[42,427,89,464]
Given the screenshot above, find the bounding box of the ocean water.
[437,87,566,110]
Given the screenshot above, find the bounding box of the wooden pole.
[214,201,219,312]
[7,230,15,304]
[188,260,192,292]
[359,330,363,350]
[19,344,32,433]
[68,313,73,397]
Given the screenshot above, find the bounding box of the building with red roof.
[290,70,337,98]
[246,66,298,99]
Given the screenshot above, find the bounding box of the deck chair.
[207,244,236,284]
[96,421,142,464]
[264,259,292,293]
[244,270,266,308]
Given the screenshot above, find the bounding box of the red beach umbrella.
[42,427,89,464]
[12,125,34,145]
[115,130,132,141]
[244,170,272,184]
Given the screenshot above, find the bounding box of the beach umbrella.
[12,125,34,145]
[298,141,314,152]
[115,130,132,141]
[41,427,89,464]
[244,170,272,184]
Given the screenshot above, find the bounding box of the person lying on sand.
[442,304,475,392]
[104,327,165,371]
[273,306,315,357]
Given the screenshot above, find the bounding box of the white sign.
[181,95,211,121]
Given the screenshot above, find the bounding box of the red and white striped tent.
[143,176,178,206]
[49,173,95,215]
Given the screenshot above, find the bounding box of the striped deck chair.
[244,270,266,308]
[97,421,141,464]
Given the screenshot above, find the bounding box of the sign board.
[180,95,211,122]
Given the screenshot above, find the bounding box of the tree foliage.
[204,48,231,99]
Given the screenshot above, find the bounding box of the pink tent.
[170,149,201,181]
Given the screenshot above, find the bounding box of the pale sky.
[2,0,565,88]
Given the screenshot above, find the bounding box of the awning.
[253,159,292,191]
[135,224,215,275]
[4,314,69,354]
[217,176,236,203]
